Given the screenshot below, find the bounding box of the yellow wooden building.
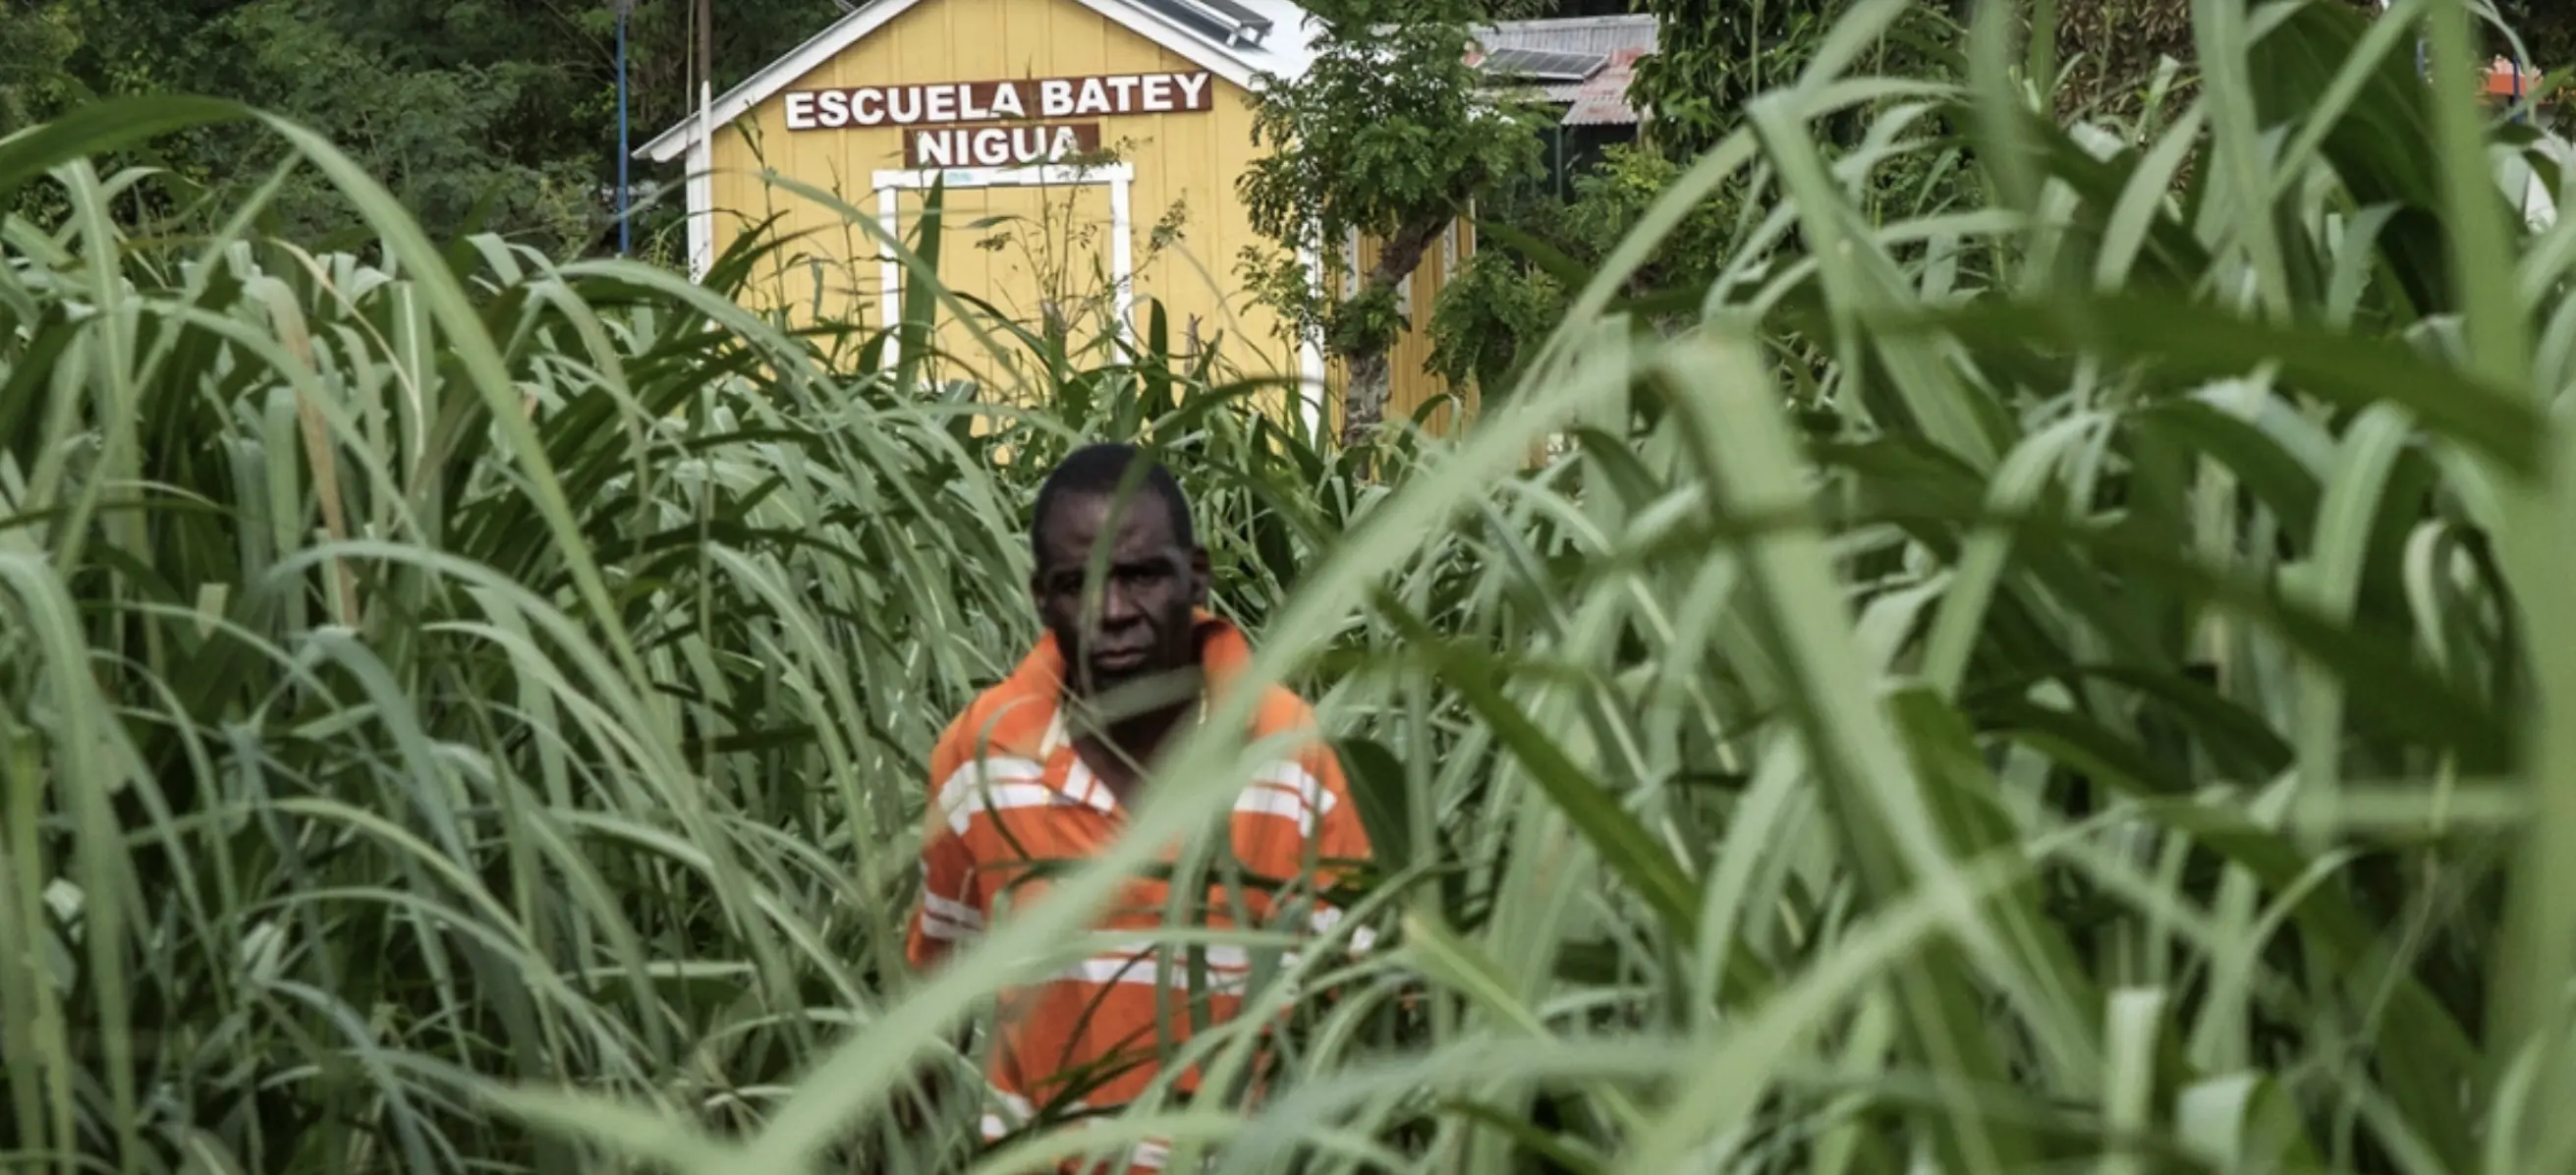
[637,0,1481,435]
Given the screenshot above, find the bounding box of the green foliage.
[1624,0,1844,161]
[2493,0,2576,132]
[1429,0,1973,393]
[15,2,2576,1175]
[0,3,84,125]
[1428,119,1966,393]
[1234,0,1550,419]
[0,0,854,255]
[1426,234,1562,388]
[1428,143,1739,388]
[0,104,1398,1175]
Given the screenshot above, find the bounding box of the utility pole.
[697,0,713,276]
[615,0,635,255]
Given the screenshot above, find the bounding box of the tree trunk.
[1342,347,1392,449]
[1338,215,1449,449]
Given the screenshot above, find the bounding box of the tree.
[2494,0,2574,133]
[2502,0,2576,64]
[1235,0,1548,448]
[1424,0,1956,394]
[1424,140,1737,392]
[0,3,84,128]
[1626,0,1845,161]
[0,0,854,258]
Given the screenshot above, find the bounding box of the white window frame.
[870,163,1137,370]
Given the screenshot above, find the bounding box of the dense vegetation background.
[5,0,2568,403]
[0,0,855,256]
[8,0,2560,267]
[6,1,2576,1174]
[1430,0,2576,391]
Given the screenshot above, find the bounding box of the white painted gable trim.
[637,0,1301,164]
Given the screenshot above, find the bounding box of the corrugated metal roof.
[1472,15,1655,127]
[1481,14,1656,57]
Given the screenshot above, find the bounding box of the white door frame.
[870,163,1137,370]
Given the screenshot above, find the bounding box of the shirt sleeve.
[905,735,982,970]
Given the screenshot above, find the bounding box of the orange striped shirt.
[906,614,1372,1172]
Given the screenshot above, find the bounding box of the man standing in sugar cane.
[906,443,1374,1172]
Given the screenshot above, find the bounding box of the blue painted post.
[616,2,633,255]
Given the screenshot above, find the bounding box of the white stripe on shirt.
[980,1115,1175,1171]
[923,891,983,927]
[941,781,1061,835]
[934,755,1052,832]
[1232,786,1315,835]
[920,914,980,942]
[1251,760,1333,813]
[1052,945,1313,995]
[1311,905,1377,954]
[1061,953,1250,994]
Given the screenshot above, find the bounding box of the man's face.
[1032,491,1209,699]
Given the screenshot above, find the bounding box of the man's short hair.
[1030,443,1196,564]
